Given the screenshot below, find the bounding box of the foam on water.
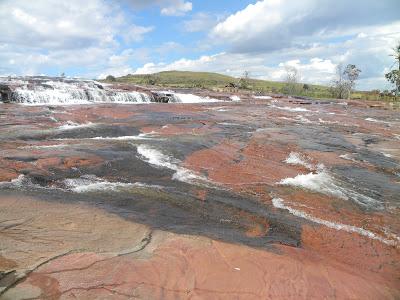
[208,106,229,112]
[272,198,398,246]
[253,95,272,100]
[13,88,152,106]
[154,90,220,103]
[20,144,70,149]
[3,77,153,105]
[0,174,57,190]
[58,121,94,130]
[173,93,221,103]
[64,175,161,193]
[136,144,208,184]
[339,153,358,162]
[230,95,241,101]
[296,115,313,124]
[271,104,310,112]
[365,117,391,125]
[0,174,161,193]
[284,152,313,170]
[218,122,241,126]
[382,152,393,158]
[90,133,156,141]
[279,162,382,209]
[318,118,339,125]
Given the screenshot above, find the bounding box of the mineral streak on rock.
[0,85,399,298]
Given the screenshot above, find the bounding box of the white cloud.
[133,19,400,91]
[161,0,192,16]
[0,0,153,77]
[134,52,338,85]
[0,0,120,50]
[183,13,222,32]
[123,0,192,16]
[0,0,398,92]
[211,0,400,53]
[123,25,154,42]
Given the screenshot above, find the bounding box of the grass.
[103,70,396,101]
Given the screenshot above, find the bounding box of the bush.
[106,75,116,82]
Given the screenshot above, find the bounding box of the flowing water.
[0,77,219,105]
[0,78,399,251]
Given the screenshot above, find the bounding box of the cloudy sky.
[0,0,399,90]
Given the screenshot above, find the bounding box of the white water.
[0,174,57,190]
[271,104,310,112]
[51,132,158,142]
[3,77,225,105]
[136,144,208,184]
[253,95,272,100]
[339,153,358,162]
[173,93,220,103]
[218,122,241,126]
[272,198,398,247]
[8,79,153,105]
[365,117,391,125]
[64,175,161,193]
[296,115,313,124]
[284,152,313,170]
[153,90,221,103]
[90,133,156,141]
[58,121,94,130]
[279,170,381,208]
[280,156,381,209]
[20,144,71,149]
[0,173,161,193]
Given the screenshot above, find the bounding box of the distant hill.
[105,70,384,101]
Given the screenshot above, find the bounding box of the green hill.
[104,70,385,101]
[114,71,239,88]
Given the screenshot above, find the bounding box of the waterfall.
[0,77,154,105]
[0,77,222,105]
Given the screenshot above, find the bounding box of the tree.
[385,41,400,99]
[331,63,361,99]
[143,74,157,85]
[238,71,250,89]
[284,66,299,95]
[343,64,361,99]
[106,75,116,82]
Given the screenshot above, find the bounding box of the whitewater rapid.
[0,77,222,105]
[279,152,383,209]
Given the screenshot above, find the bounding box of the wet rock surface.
[0,95,399,299]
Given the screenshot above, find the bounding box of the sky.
[0,0,399,90]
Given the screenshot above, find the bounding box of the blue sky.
[0,0,399,90]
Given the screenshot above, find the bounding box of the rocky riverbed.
[0,83,399,299]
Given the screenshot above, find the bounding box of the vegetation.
[106,75,116,82]
[102,70,395,101]
[284,66,300,95]
[385,41,400,99]
[330,64,361,99]
[237,71,250,89]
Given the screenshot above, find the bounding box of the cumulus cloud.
[125,0,192,16]
[161,0,192,16]
[0,0,398,90]
[0,0,153,77]
[133,19,400,91]
[211,0,400,53]
[0,0,119,50]
[134,52,337,85]
[123,25,154,42]
[183,13,221,32]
